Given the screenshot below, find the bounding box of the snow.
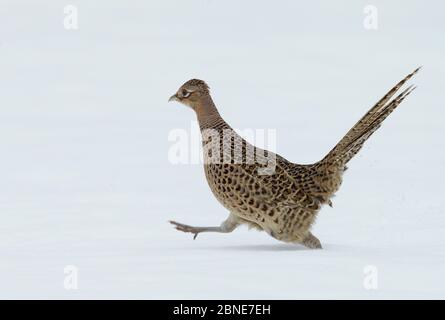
[0,1,444,299]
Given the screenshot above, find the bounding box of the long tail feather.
[333,86,416,165]
[322,68,419,166]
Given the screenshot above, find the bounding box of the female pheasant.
[168,68,419,249]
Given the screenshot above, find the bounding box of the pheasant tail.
[322,67,420,167]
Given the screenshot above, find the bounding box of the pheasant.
[168,68,419,249]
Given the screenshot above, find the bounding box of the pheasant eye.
[181,89,191,98]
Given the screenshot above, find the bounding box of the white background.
[0,1,444,299]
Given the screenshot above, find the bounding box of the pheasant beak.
[168,94,178,102]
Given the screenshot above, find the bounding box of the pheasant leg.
[169,214,240,240]
[301,232,323,249]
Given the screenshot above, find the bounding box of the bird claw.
[169,220,200,240]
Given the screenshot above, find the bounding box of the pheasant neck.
[195,95,228,131]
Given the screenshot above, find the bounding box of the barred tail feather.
[322,67,420,166]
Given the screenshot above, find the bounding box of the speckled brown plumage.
[168,68,419,249]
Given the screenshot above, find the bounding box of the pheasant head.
[168,79,211,110]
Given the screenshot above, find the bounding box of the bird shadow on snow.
[194,243,352,252]
[197,243,309,252]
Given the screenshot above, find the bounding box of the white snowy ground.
[1,1,444,299]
